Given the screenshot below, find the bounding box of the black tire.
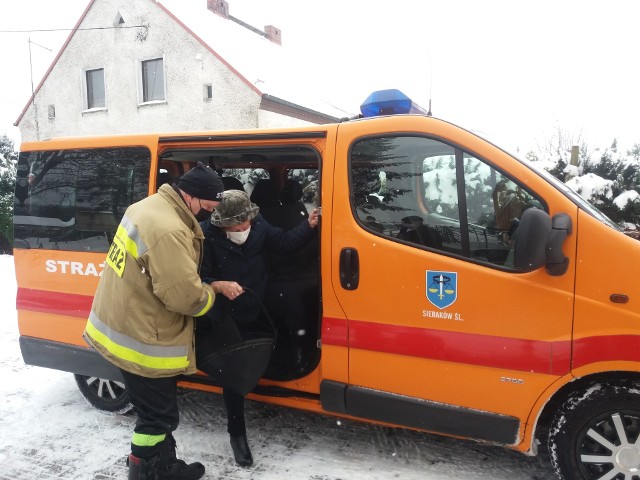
[74,373,133,414]
[548,382,640,480]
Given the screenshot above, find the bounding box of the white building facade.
[16,0,339,142]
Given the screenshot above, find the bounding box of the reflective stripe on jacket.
[84,184,215,378]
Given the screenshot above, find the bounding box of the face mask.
[193,199,211,222]
[226,227,251,245]
[194,209,211,222]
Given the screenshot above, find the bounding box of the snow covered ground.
[0,254,554,479]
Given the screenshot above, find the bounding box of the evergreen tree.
[535,133,640,227]
[620,198,640,225]
[0,135,17,252]
[547,157,568,182]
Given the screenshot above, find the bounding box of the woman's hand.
[308,208,319,228]
[211,280,244,300]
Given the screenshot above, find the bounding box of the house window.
[204,84,213,100]
[85,68,105,109]
[141,58,165,102]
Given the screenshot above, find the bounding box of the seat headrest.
[157,172,173,189]
[250,179,277,204]
[280,179,303,204]
[221,176,244,191]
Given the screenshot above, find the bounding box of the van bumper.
[19,336,124,381]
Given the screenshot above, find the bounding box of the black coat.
[200,214,316,324]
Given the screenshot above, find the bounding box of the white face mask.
[226,227,251,245]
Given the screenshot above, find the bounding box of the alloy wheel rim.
[578,411,640,480]
[84,376,126,401]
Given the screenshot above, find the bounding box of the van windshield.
[526,161,622,231]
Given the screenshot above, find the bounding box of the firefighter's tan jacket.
[84,184,215,378]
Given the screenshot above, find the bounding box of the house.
[14,0,344,142]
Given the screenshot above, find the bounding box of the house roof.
[15,0,347,127]
[14,0,96,126]
[156,0,348,119]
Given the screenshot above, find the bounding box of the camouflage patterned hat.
[210,189,259,227]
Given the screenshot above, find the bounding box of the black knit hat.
[177,163,224,201]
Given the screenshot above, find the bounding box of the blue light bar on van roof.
[360,89,430,117]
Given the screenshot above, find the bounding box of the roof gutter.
[260,94,339,125]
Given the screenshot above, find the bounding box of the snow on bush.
[565,173,613,204]
[614,189,640,209]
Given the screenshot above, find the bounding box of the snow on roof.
[158,0,349,119]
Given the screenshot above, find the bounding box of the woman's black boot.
[224,389,253,467]
[229,434,253,467]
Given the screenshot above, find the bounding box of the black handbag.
[195,288,276,396]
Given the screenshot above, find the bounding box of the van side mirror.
[545,213,572,276]
[513,208,551,272]
[513,209,572,275]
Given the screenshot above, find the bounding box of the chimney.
[264,25,281,45]
[207,0,229,18]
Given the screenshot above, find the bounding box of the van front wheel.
[74,374,132,414]
[548,383,640,480]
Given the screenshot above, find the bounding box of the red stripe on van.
[321,317,348,347]
[334,319,571,375]
[19,291,640,375]
[16,288,92,318]
[573,335,640,368]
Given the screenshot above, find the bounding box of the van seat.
[222,176,244,191]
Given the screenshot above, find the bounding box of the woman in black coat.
[198,189,319,467]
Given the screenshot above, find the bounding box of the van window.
[350,135,544,269]
[14,147,150,252]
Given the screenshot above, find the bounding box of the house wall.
[19,0,264,141]
[258,110,316,128]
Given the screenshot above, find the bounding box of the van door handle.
[340,248,359,290]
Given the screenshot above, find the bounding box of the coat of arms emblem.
[426,271,457,309]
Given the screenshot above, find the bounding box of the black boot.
[230,434,253,467]
[223,389,252,467]
[156,457,205,480]
[156,435,205,480]
[127,453,157,480]
[127,434,204,480]
[127,450,205,480]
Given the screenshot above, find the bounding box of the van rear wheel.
[548,383,640,480]
[74,374,132,413]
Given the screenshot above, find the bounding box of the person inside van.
[397,215,443,249]
[364,215,385,233]
[197,189,319,467]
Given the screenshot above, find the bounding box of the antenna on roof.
[28,37,52,140]
[28,37,52,97]
[426,46,433,117]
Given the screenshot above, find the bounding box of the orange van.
[14,90,640,480]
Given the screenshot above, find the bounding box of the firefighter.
[84,163,224,480]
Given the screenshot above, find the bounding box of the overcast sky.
[1,0,639,155]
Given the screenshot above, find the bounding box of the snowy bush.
[528,138,640,226]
